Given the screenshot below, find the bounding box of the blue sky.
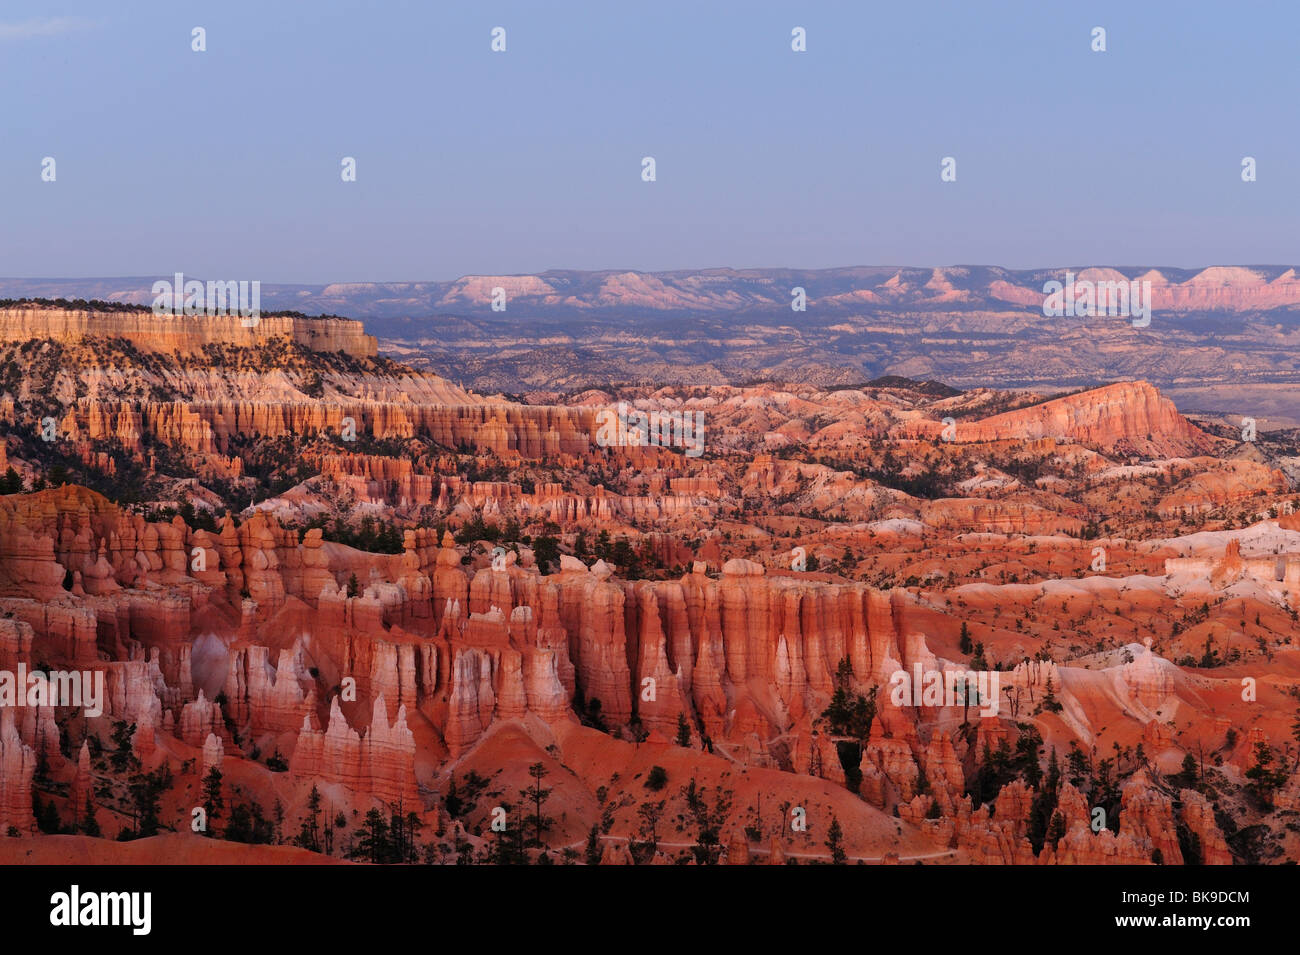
[1,0,1295,282]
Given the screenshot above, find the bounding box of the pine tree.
[584,824,603,866]
[1041,676,1063,713]
[128,768,165,837]
[522,762,554,848]
[675,711,692,747]
[350,808,390,863]
[201,767,224,835]
[80,794,100,837]
[959,622,972,655]
[1027,748,1061,854]
[33,793,61,834]
[1245,742,1286,802]
[307,784,322,848]
[825,816,847,865]
[635,800,665,861]
[444,775,462,817]
[296,783,323,851]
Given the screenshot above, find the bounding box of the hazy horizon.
[4,261,1300,288]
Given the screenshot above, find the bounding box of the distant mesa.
[0,299,377,359]
[911,380,1216,458]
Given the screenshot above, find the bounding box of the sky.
[1,0,1296,282]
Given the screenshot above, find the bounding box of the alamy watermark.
[0,664,104,718]
[595,401,705,458]
[151,272,261,327]
[887,665,1000,717]
[50,885,150,935]
[1042,271,1151,328]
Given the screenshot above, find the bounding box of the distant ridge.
[863,376,962,398]
[3,265,1300,320]
[7,269,1300,415]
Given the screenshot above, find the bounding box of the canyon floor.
[2,301,1299,865]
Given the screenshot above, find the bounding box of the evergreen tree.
[80,795,101,837]
[522,762,554,848]
[1040,676,1063,713]
[488,804,529,865]
[33,793,61,834]
[675,711,692,747]
[0,467,22,495]
[127,767,166,838]
[295,784,323,852]
[680,780,732,865]
[1245,742,1287,802]
[444,775,462,817]
[825,816,847,865]
[633,800,665,863]
[1026,749,1061,854]
[386,802,422,863]
[584,824,603,866]
[109,720,139,773]
[350,808,390,863]
[201,767,224,835]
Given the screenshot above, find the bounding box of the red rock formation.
[920,498,1083,536]
[0,710,35,834]
[1179,788,1232,865]
[767,838,786,865]
[0,306,377,357]
[71,740,92,819]
[106,659,165,728]
[1052,825,1151,865]
[1156,460,1289,518]
[901,382,1215,457]
[726,827,751,865]
[179,691,225,748]
[554,560,631,724]
[922,731,965,812]
[1122,646,1175,712]
[201,734,224,776]
[289,696,418,805]
[444,647,497,757]
[1117,773,1183,865]
[599,841,634,865]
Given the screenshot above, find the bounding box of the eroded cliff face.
[67,399,597,461]
[0,486,916,811]
[901,381,1215,457]
[0,483,1253,866]
[0,307,378,359]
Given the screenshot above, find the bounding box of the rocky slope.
[1,302,1297,865]
[902,381,1217,457]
